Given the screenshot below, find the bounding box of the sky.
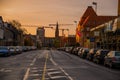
[0,0,118,37]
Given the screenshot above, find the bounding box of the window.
[86,27,90,31]
[115,52,120,56]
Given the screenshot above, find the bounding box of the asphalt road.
[0,49,120,80]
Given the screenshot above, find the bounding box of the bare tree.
[9,20,27,34]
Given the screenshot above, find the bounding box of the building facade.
[76,6,117,48]
[90,17,120,50]
[68,35,76,46]
[0,16,24,46]
[36,27,45,47]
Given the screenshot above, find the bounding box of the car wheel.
[104,61,107,66]
[109,62,113,68]
[96,60,99,64]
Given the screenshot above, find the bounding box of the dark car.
[93,49,109,64]
[80,48,89,59]
[65,47,73,53]
[0,46,10,56]
[87,48,98,61]
[72,47,80,55]
[78,48,83,56]
[104,51,120,68]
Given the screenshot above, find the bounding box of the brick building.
[76,6,117,48]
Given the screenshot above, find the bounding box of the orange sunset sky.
[0,0,118,37]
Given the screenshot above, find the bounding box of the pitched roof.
[79,6,117,28]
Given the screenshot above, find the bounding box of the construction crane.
[49,22,73,37]
[59,28,69,37]
[21,25,53,28]
[51,28,69,36]
[21,25,53,34]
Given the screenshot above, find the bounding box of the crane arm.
[49,24,74,26]
[21,25,53,28]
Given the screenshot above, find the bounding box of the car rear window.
[115,52,120,56]
[0,47,7,49]
[101,51,109,56]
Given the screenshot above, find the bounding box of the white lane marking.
[47,68,58,71]
[30,58,36,66]
[23,68,30,80]
[31,67,38,70]
[30,70,38,73]
[48,71,62,75]
[50,76,66,79]
[23,55,37,80]
[50,58,57,66]
[0,68,5,72]
[50,58,74,80]
[29,74,40,76]
[4,69,12,72]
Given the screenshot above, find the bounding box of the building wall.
[118,0,120,16]
[90,17,120,50]
[0,17,24,46]
[77,6,117,48]
[68,35,76,46]
[44,37,55,47]
[37,27,45,47]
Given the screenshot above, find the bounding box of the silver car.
[104,51,120,68]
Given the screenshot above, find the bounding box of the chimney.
[118,0,120,16]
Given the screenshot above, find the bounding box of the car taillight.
[112,57,117,61]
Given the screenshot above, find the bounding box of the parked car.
[9,46,16,55]
[65,47,73,53]
[16,46,22,54]
[74,47,80,55]
[0,46,10,56]
[104,51,120,68]
[80,48,89,59]
[72,47,80,55]
[93,49,109,64]
[87,48,98,61]
[78,48,83,56]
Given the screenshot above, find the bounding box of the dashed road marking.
[31,67,38,70]
[29,73,40,77]
[48,71,62,75]
[50,57,74,80]
[30,70,38,73]
[47,68,59,72]
[23,55,38,80]
[50,76,67,79]
[0,68,5,72]
[4,69,12,72]
[30,58,36,66]
[23,68,30,80]
[0,68,12,72]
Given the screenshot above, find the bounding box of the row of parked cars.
[0,46,37,57]
[58,47,120,68]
